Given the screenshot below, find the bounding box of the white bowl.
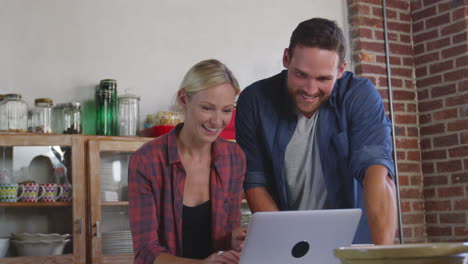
[0,238,9,257]
[11,239,70,256]
[11,233,70,241]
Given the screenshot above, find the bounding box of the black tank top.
[182,200,213,259]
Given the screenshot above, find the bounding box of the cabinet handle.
[75,218,82,234]
[95,221,101,238]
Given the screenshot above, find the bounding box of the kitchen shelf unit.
[0,133,152,264]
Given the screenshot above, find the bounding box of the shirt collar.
[280,70,298,120]
[167,123,182,164]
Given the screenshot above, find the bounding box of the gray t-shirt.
[284,111,327,210]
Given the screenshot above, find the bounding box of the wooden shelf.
[101,201,129,206]
[0,202,72,207]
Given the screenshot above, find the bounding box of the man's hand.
[363,165,397,245]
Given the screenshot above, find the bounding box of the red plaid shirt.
[128,124,246,264]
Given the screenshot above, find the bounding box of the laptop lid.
[239,209,362,264]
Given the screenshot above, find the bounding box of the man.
[235,17,397,244]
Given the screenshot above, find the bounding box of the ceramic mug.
[39,183,63,202]
[19,183,45,202]
[0,183,24,202]
[58,183,72,202]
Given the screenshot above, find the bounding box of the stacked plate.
[102,230,133,255]
[100,162,120,201]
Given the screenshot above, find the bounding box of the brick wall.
[412,0,467,242]
[348,0,427,243]
[348,0,467,243]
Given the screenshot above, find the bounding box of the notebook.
[239,209,362,264]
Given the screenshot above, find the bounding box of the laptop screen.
[239,209,362,264]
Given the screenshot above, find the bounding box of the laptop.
[239,209,362,264]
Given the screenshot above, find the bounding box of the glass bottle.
[96,88,114,136]
[118,93,140,136]
[0,94,28,132]
[96,79,118,135]
[63,102,82,134]
[32,98,53,133]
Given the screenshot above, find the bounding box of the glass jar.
[52,103,65,134]
[96,88,114,136]
[63,102,82,134]
[32,98,53,133]
[0,94,28,132]
[96,79,118,136]
[118,93,140,136]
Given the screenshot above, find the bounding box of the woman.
[129,59,246,264]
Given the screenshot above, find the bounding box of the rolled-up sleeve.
[347,79,395,183]
[128,152,167,264]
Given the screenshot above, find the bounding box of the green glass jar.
[96,79,118,135]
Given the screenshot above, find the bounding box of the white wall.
[0,0,348,134]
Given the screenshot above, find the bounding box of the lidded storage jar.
[118,93,140,136]
[63,102,81,134]
[0,94,28,132]
[96,79,118,136]
[32,98,53,133]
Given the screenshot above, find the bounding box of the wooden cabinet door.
[87,138,151,264]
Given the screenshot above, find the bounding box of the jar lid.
[100,79,117,84]
[119,93,140,100]
[5,93,22,99]
[35,98,53,106]
[99,79,117,91]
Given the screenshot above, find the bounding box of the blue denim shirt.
[235,70,395,243]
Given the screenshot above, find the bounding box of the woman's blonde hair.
[179,59,240,99]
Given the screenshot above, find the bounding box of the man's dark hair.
[288,17,346,65]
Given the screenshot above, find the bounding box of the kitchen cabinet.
[0,133,86,264]
[0,133,151,264]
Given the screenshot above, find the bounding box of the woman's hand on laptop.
[202,250,241,264]
[231,226,247,251]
